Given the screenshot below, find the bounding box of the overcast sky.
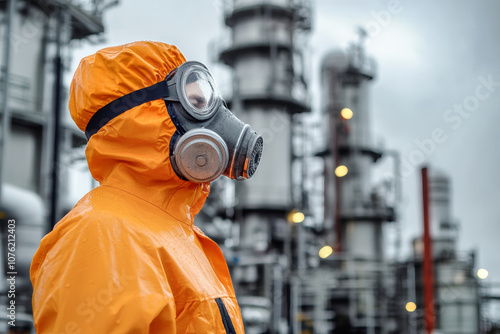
[69,0,500,288]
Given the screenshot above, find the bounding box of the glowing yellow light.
[319,246,333,259]
[477,269,489,280]
[405,302,417,312]
[335,165,348,177]
[291,212,305,224]
[341,108,353,120]
[288,210,305,224]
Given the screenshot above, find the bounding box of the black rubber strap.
[215,298,237,334]
[85,80,169,140]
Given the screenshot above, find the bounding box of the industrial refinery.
[0,0,499,333]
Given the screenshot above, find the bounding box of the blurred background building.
[1,0,499,333]
[0,0,116,332]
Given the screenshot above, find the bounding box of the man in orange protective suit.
[30,41,263,333]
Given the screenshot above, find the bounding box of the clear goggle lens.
[184,70,218,115]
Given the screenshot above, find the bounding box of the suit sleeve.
[31,217,176,334]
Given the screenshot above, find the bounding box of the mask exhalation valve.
[245,136,263,179]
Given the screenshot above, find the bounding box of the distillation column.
[320,43,395,333]
[404,169,481,334]
[218,0,311,332]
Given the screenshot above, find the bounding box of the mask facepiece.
[84,61,263,184]
[165,61,263,183]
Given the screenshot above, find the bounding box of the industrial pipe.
[422,167,435,334]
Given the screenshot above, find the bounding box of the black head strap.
[85,80,169,140]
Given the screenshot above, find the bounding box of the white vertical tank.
[429,171,480,334]
[428,169,457,258]
[320,46,388,259]
[319,42,395,333]
[410,169,480,334]
[221,0,310,210]
[218,0,311,332]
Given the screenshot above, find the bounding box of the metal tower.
[397,168,481,334]
[217,0,311,332]
[312,36,397,333]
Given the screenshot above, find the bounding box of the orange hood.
[69,41,210,224]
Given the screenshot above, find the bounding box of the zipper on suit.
[215,298,237,334]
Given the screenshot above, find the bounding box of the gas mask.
[85,61,263,183]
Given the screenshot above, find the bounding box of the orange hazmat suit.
[30,41,244,333]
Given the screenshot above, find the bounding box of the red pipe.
[422,167,435,333]
[334,114,341,253]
